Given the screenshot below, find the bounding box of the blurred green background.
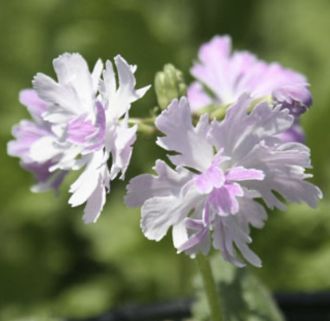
[1,0,330,320]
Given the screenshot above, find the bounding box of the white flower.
[125,96,322,267]
[8,53,150,223]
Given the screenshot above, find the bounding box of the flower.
[8,53,150,223]
[7,89,68,192]
[187,35,312,142]
[125,96,322,267]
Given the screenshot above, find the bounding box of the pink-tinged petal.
[23,161,54,184]
[191,36,234,103]
[209,95,294,162]
[7,120,50,162]
[187,82,213,112]
[85,101,106,151]
[195,165,225,194]
[199,35,232,62]
[189,35,312,116]
[209,183,244,216]
[202,203,212,226]
[67,115,96,144]
[178,222,210,255]
[226,166,264,182]
[276,122,305,143]
[28,164,67,193]
[273,86,312,115]
[156,97,213,171]
[19,89,47,118]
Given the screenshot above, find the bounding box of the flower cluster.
[8,35,322,267]
[8,53,150,223]
[125,96,322,267]
[187,35,312,143]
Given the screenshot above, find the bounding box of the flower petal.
[83,177,107,224]
[187,82,213,111]
[29,136,60,163]
[101,56,150,120]
[189,35,312,114]
[141,182,201,241]
[19,89,47,118]
[125,160,192,207]
[156,97,213,171]
[226,166,264,182]
[210,95,294,162]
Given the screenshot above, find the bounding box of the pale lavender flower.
[8,89,67,192]
[8,53,149,223]
[125,96,321,267]
[187,35,312,142]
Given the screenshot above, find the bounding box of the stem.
[196,255,223,321]
[128,117,156,135]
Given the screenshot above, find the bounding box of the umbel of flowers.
[8,35,321,270]
[125,95,321,267]
[7,34,323,321]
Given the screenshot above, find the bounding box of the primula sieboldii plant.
[7,34,323,321]
[8,53,150,223]
[187,35,312,143]
[7,36,322,269]
[125,95,322,267]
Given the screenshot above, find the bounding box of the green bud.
[154,64,187,110]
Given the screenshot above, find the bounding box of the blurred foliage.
[1,0,330,320]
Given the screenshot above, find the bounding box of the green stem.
[196,255,223,321]
[128,117,156,135]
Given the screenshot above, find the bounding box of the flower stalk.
[128,117,156,135]
[196,255,223,321]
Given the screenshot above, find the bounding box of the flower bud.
[154,64,187,110]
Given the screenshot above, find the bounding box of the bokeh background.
[1,0,330,320]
